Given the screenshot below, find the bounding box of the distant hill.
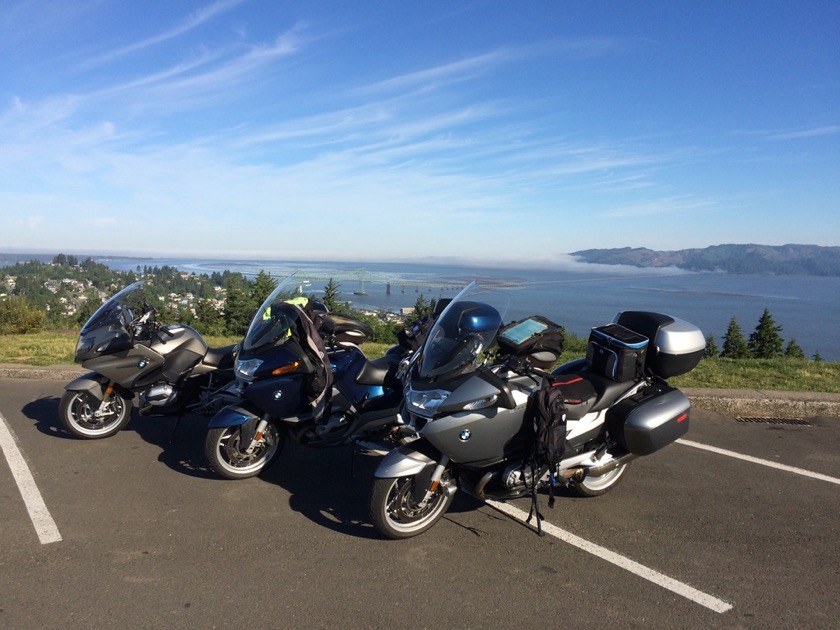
[571,244,840,276]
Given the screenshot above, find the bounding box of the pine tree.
[720,316,749,359]
[412,293,432,320]
[251,270,277,307]
[194,298,225,336]
[322,277,348,313]
[784,338,806,359]
[748,308,784,358]
[704,334,718,358]
[223,273,253,337]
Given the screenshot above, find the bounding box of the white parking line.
[0,412,62,544]
[486,499,733,614]
[677,439,840,486]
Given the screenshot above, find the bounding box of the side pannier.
[606,382,690,455]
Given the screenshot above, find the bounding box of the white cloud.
[765,126,840,141]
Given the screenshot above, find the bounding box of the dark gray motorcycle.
[60,281,238,439]
[369,282,705,539]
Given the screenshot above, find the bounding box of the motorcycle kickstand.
[350,441,358,479]
[168,415,184,444]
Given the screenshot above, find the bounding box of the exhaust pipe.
[565,451,638,479]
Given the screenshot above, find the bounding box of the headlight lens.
[406,388,450,416]
[463,394,498,411]
[235,358,263,381]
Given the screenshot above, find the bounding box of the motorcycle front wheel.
[59,388,132,439]
[204,424,284,479]
[370,473,456,540]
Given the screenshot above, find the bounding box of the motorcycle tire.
[568,462,630,497]
[59,388,132,439]
[370,473,456,540]
[204,424,284,480]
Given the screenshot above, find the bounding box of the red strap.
[550,376,583,387]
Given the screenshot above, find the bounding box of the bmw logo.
[137,359,148,368]
[273,391,283,400]
[459,429,471,442]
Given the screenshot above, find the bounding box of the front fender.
[64,372,112,401]
[207,402,261,429]
[374,442,438,479]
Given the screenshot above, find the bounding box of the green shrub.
[0,296,46,334]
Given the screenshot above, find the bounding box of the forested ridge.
[572,244,840,276]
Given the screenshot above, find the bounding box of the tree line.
[0,256,428,343]
[705,308,821,361]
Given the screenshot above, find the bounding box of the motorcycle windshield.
[80,281,146,335]
[242,274,304,352]
[417,281,507,379]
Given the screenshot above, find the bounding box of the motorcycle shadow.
[22,394,222,479]
[22,396,77,440]
[259,441,484,540]
[138,411,224,480]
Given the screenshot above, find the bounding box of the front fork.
[416,454,451,507]
[95,383,118,417]
[240,417,271,455]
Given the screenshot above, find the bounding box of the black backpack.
[525,374,596,534]
[288,301,333,420]
[530,384,568,469]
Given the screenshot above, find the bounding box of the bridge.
[288,268,468,296]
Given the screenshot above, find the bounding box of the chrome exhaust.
[565,451,638,479]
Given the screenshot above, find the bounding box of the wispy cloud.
[764,125,840,141]
[82,0,247,67]
[354,49,516,96]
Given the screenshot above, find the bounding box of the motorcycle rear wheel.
[205,424,284,479]
[370,473,455,539]
[59,388,132,439]
[568,462,630,497]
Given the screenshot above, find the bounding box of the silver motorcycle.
[368,282,705,539]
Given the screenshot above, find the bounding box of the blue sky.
[1,1,837,266]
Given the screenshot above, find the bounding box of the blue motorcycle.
[204,279,423,479]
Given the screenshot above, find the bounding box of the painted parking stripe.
[0,412,62,544]
[677,439,840,486]
[486,499,733,614]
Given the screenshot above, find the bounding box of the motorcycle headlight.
[76,336,90,353]
[235,357,263,382]
[406,388,450,416]
[463,394,498,411]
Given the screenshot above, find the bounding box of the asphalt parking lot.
[1,377,839,629]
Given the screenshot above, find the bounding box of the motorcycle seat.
[582,369,639,413]
[356,354,400,386]
[203,344,237,370]
[545,374,598,420]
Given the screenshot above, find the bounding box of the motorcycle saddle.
[545,374,597,420]
[202,344,237,370]
[582,370,639,413]
[356,355,399,386]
